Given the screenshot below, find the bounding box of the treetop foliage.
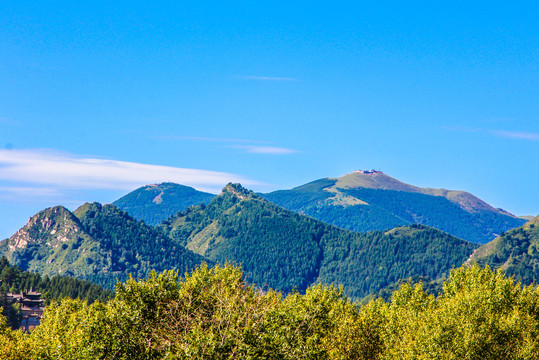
[2,263,539,359]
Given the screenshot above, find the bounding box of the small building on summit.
[7,290,45,332]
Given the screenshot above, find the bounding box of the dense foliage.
[468,216,539,284]
[360,275,444,304]
[1,264,539,359]
[0,257,113,329]
[317,224,477,299]
[113,183,215,225]
[162,184,477,299]
[264,179,525,244]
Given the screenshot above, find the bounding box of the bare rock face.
[7,206,84,252]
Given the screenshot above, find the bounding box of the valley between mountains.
[0,171,535,301]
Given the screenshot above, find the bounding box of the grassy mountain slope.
[0,203,208,289]
[162,183,478,299]
[263,178,409,232]
[466,215,539,284]
[113,182,215,225]
[342,187,523,243]
[263,171,525,244]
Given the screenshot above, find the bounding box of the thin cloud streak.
[154,135,271,144]
[230,145,298,155]
[443,126,539,141]
[241,76,300,82]
[441,125,481,133]
[0,186,63,201]
[0,149,261,194]
[490,130,539,141]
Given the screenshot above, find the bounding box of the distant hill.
[0,203,208,289]
[263,170,526,244]
[161,183,478,299]
[113,182,215,225]
[466,215,539,284]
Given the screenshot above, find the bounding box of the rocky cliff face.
[7,206,86,252]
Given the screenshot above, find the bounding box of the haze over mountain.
[263,170,526,244]
[113,182,215,225]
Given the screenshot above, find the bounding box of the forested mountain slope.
[466,215,539,284]
[0,204,208,289]
[263,170,525,244]
[113,182,215,225]
[0,183,480,299]
[161,183,478,299]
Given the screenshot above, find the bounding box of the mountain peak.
[334,170,420,193]
[332,170,516,216]
[112,182,215,225]
[7,206,84,252]
[222,183,254,200]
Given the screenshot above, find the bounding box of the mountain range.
[114,171,525,244]
[159,183,477,299]
[1,171,535,301]
[0,181,481,300]
[263,170,526,244]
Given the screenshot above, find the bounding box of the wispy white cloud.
[154,135,270,144]
[441,125,481,133]
[443,126,539,141]
[490,130,539,141]
[0,186,63,201]
[240,76,300,82]
[230,145,298,155]
[153,135,298,155]
[0,149,261,194]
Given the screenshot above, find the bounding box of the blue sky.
[1,1,537,239]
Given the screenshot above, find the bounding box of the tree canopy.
[2,263,538,359]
